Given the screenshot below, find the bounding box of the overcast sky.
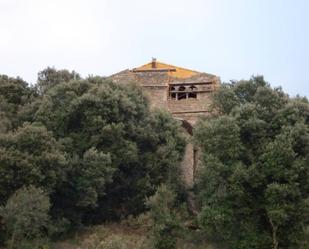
[1,0,308,96]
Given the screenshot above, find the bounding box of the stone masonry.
[110,59,220,207]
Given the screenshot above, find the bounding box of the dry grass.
[54,222,151,249]
[54,225,220,249]
[53,214,220,249]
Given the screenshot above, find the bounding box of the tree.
[37,67,81,94]
[0,75,35,107]
[0,123,66,205]
[147,185,179,249]
[0,96,13,133]
[0,186,50,249]
[0,75,38,131]
[35,78,185,222]
[195,76,309,249]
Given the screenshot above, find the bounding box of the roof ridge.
[154,60,201,74]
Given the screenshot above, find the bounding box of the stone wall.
[142,86,168,109]
[110,64,219,213]
[181,141,194,189]
[109,70,219,124]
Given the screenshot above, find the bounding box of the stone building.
[110,58,220,124]
[110,59,220,209]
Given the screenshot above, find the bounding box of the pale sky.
[0,0,308,96]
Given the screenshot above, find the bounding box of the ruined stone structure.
[110,59,220,211]
[110,58,220,124]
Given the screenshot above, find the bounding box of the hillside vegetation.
[0,68,308,249]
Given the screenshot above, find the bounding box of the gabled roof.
[132,59,200,79]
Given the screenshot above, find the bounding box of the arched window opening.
[169,84,198,100]
[189,85,197,91]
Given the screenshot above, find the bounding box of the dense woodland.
[0,68,308,249]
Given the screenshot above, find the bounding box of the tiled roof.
[132,60,200,79]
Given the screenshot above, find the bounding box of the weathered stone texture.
[109,60,220,124]
[181,141,194,189]
[109,60,219,200]
[142,86,168,109]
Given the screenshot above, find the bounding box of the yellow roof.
[132,60,200,79]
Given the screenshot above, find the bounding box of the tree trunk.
[268,216,278,249]
[9,225,16,249]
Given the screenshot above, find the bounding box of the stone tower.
[110,58,220,124]
[110,59,220,210]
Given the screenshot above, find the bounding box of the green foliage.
[6,239,52,249]
[35,78,185,222]
[0,75,38,131]
[0,68,185,244]
[37,67,81,94]
[0,75,35,106]
[0,123,66,204]
[147,185,179,249]
[97,235,128,249]
[0,186,51,249]
[195,76,309,249]
[121,212,153,231]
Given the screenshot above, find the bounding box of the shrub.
[147,185,179,249]
[0,186,50,249]
[195,77,309,249]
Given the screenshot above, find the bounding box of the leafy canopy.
[0,70,185,235]
[0,75,37,131]
[195,76,309,249]
[34,76,185,222]
[0,186,51,249]
[0,123,66,205]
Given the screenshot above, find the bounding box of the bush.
[121,213,153,230]
[8,238,51,249]
[147,185,180,249]
[195,77,309,249]
[0,186,51,249]
[35,79,185,223]
[82,232,129,249]
[98,235,128,249]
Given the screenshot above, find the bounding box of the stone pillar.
[181,141,194,190]
[178,121,199,215]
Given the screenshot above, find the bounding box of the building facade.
[110,59,220,201]
[110,58,220,124]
